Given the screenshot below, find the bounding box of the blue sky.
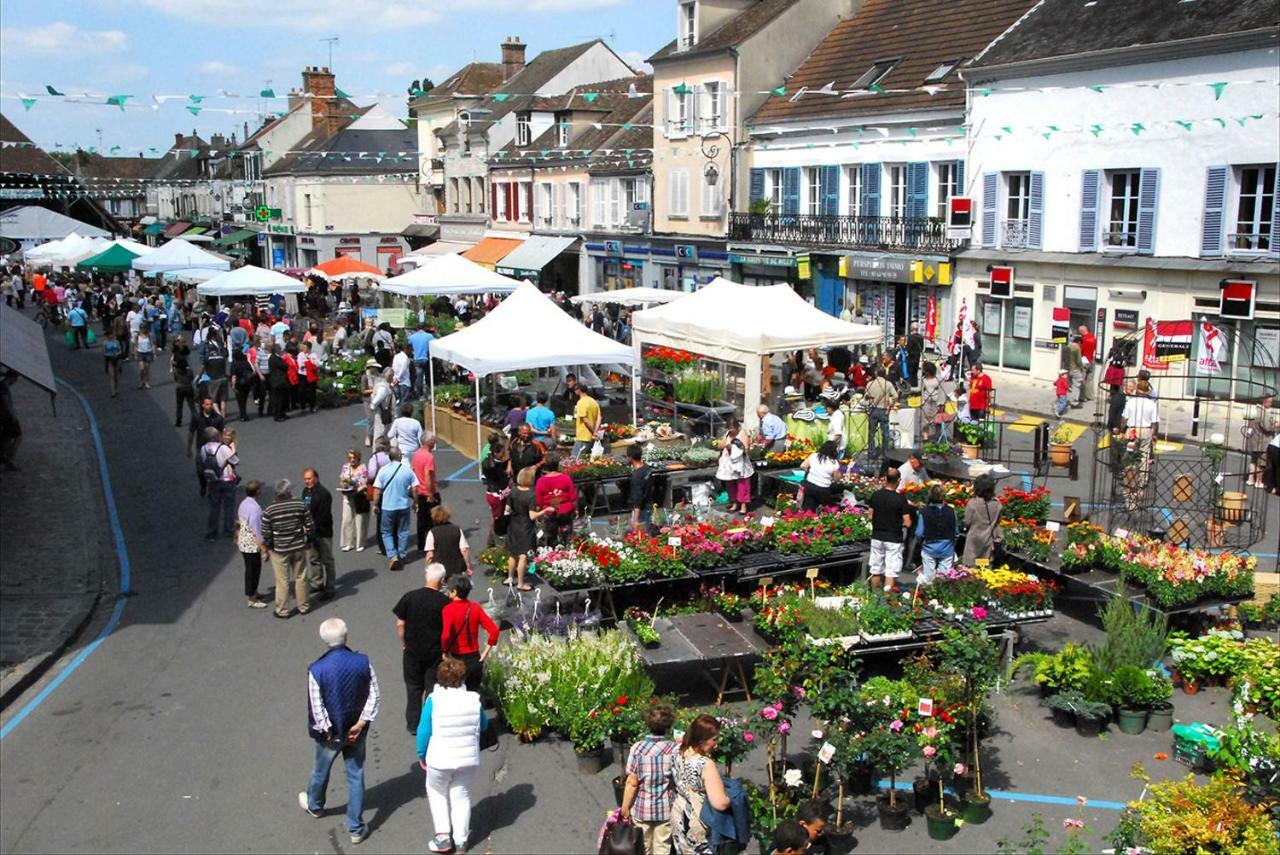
[0,0,667,155]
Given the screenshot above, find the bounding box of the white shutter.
[695,84,709,134]
[552,183,563,229]
[609,179,622,226]
[670,169,690,216]
[701,172,722,217]
[713,81,727,131]
[593,179,607,227]
[664,88,675,137]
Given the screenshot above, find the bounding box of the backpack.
[199,443,229,483]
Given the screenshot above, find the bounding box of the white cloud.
[198,60,237,76]
[138,0,438,30]
[101,62,150,84]
[383,62,417,78]
[1,21,128,56]
[618,50,652,73]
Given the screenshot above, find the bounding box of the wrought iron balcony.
[727,212,963,253]
[1002,218,1030,249]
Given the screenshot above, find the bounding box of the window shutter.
[1270,163,1279,255]
[1136,167,1160,255]
[695,84,710,134]
[749,168,765,204]
[610,179,622,225]
[981,172,998,248]
[954,159,965,194]
[524,183,533,222]
[594,180,606,226]
[663,88,674,137]
[860,163,881,216]
[1027,171,1045,249]
[1200,165,1227,257]
[553,183,563,229]
[1078,169,1101,252]
[820,165,840,216]
[782,167,801,216]
[491,182,500,220]
[906,162,929,220]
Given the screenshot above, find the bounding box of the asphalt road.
[0,331,1273,855]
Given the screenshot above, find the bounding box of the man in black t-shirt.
[627,444,653,532]
[392,562,450,733]
[867,468,911,593]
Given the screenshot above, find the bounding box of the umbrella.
[308,256,386,281]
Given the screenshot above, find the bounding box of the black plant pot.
[1051,707,1076,728]
[1075,712,1107,738]
[877,794,911,832]
[846,761,875,796]
[825,824,858,854]
[912,776,935,815]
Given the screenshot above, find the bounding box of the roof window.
[924,59,960,83]
[851,59,898,90]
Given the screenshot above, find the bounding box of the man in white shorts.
[867,468,912,592]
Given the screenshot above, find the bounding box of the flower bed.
[561,456,631,482]
[642,346,698,373]
[998,486,1051,523]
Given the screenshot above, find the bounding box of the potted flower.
[1046,690,1085,728]
[1072,698,1111,737]
[936,624,1000,825]
[858,594,914,643]
[569,708,610,774]
[953,420,988,458]
[1101,665,1154,735]
[917,720,962,841]
[709,590,748,622]
[1145,672,1176,732]
[862,723,917,832]
[1049,423,1074,467]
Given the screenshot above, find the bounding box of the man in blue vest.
[300,618,380,845]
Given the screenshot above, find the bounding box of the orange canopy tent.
[307,256,386,281]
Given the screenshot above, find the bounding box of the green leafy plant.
[1033,643,1097,693]
[954,419,991,445]
[1091,584,1168,673]
[935,624,1001,799]
[1112,767,1280,855]
[1099,665,1154,710]
[672,367,726,406]
[1050,423,1076,445]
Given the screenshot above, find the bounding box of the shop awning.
[461,236,523,270]
[0,303,56,398]
[181,226,209,237]
[212,228,259,248]
[401,223,440,240]
[163,220,191,238]
[495,235,576,278]
[142,223,166,236]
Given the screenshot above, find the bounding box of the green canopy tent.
[75,243,143,274]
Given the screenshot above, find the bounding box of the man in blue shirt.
[372,446,419,572]
[67,301,89,349]
[913,484,958,585]
[524,391,558,445]
[755,404,788,453]
[408,322,435,400]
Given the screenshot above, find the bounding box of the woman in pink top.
[534,453,577,548]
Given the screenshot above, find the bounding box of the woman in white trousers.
[415,657,488,855]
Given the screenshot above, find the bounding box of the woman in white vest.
[416,657,488,855]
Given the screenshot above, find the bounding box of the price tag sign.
[759,577,774,587]
[974,558,991,568]
[760,516,775,528]
[818,742,836,765]
[918,698,935,717]
[1045,521,1060,532]
[805,568,820,579]
[668,536,682,547]
[1115,528,1129,538]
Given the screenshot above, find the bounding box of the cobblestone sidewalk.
[0,374,115,705]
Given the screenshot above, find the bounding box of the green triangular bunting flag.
[582,92,599,103]
[260,88,275,98]
[21,98,36,111]
[187,105,202,116]
[673,82,691,96]
[1208,82,1227,100]
[46,85,64,96]
[106,95,130,110]
[189,94,204,103]
[335,88,350,99]
[492,93,510,102]
[771,86,786,96]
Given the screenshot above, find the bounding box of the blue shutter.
[954,159,965,195]
[1136,167,1160,255]
[1027,171,1045,249]
[782,167,801,216]
[906,162,929,220]
[749,168,765,205]
[1078,169,1101,252]
[821,165,840,215]
[860,163,881,216]
[981,172,998,248]
[1200,165,1228,257]
[1269,163,1279,255]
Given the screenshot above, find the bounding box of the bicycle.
[34,303,59,330]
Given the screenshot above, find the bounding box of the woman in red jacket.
[297,341,320,413]
[534,453,578,548]
[440,575,499,693]
[282,347,300,412]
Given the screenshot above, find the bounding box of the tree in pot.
[861,723,918,831]
[917,717,963,840]
[935,624,1000,824]
[1101,665,1155,735]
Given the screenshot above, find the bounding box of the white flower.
[783,769,803,788]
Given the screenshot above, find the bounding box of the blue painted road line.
[1,378,132,741]
[353,417,368,427]
[876,780,1124,811]
[443,459,479,482]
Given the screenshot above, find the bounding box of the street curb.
[0,591,104,711]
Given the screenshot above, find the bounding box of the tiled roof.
[0,113,71,176]
[972,0,1279,69]
[750,0,1037,124]
[589,103,654,174]
[150,133,210,181]
[412,62,504,107]
[649,0,799,63]
[491,81,652,168]
[73,151,159,180]
[264,120,417,176]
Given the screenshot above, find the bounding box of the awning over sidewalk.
[401,223,440,240]
[461,236,523,270]
[0,304,56,398]
[181,226,208,237]
[162,220,191,238]
[142,223,166,236]
[211,228,259,248]
[495,235,577,279]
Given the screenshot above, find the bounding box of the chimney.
[301,65,338,132]
[244,121,250,141]
[174,132,184,148]
[501,36,526,82]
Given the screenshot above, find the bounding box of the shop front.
[495,235,580,293]
[581,237,730,295]
[293,233,411,273]
[728,245,800,288]
[839,251,954,350]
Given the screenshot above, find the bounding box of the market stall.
[378,251,524,296]
[75,243,144,274]
[195,265,309,297]
[428,280,637,459]
[570,287,687,307]
[631,278,880,428]
[131,238,231,274]
[307,256,385,282]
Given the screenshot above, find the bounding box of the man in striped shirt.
[263,478,314,618]
[301,618,379,845]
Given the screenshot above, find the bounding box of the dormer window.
[924,59,960,83]
[555,112,570,147]
[679,2,698,49]
[852,58,898,90]
[516,112,531,147]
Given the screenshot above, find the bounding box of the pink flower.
[742,732,754,743]
[773,700,785,710]
[1063,818,1085,829]
[954,764,966,776]
[971,606,989,620]
[791,685,806,699]
[1076,796,1088,807]
[778,721,791,735]
[923,726,939,739]
[922,745,937,757]
[761,707,778,721]
[889,720,904,732]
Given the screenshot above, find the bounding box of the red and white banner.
[1195,322,1227,375]
[925,294,937,342]
[1142,319,1193,370]
[950,298,968,355]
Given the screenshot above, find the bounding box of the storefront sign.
[1051,307,1071,343]
[842,253,912,283]
[1113,309,1139,331]
[1142,319,1193,370]
[796,254,811,280]
[674,244,698,261]
[1253,327,1280,362]
[989,266,1014,299]
[299,236,316,246]
[604,239,623,255]
[1013,304,1033,339]
[909,260,952,286]
[268,224,293,235]
[1219,279,1255,320]
[1035,339,1061,350]
[729,253,795,268]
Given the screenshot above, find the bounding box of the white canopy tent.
[630,277,883,427]
[570,287,687,307]
[26,234,109,266]
[195,265,308,297]
[103,237,154,256]
[395,241,470,268]
[132,238,231,273]
[427,281,638,453]
[162,267,224,283]
[0,206,109,245]
[378,252,523,296]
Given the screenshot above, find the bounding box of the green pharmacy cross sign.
[255,205,272,222]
